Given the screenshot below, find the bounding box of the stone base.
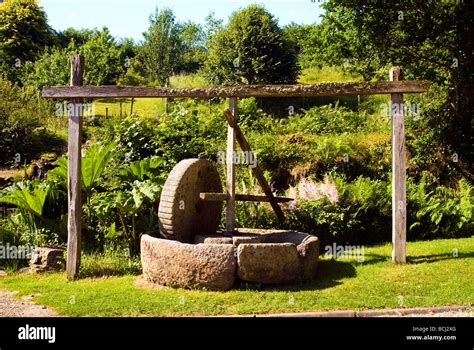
[141,229,319,290]
[141,235,236,290]
[29,247,66,273]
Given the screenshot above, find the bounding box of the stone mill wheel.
[158,159,223,243]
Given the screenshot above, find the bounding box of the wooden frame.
[42,57,430,279]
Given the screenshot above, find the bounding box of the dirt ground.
[0,290,59,317]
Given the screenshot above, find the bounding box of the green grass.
[92,74,209,118]
[299,66,363,84]
[0,237,472,316]
[93,98,166,118]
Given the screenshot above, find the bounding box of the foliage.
[142,8,183,86]
[0,76,54,165]
[80,28,123,86]
[79,245,142,278]
[0,181,49,217]
[48,142,116,205]
[101,103,226,166]
[0,0,56,82]
[275,103,385,135]
[0,180,64,248]
[57,28,93,48]
[204,4,299,85]
[117,58,146,86]
[281,175,473,246]
[177,21,207,73]
[320,0,473,158]
[407,174,473,239]
[20,48,70,91]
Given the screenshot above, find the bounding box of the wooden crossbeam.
[42,81,431,99]
[200,193,294,203]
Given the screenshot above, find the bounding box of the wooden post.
[225,97,237,234]
[390,67,406,263]
[223,109,286,224]
[130,97,135,115]
[66,55,84,280]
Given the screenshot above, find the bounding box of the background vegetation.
[0,0,472,272]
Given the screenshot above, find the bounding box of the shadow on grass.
[96,98,133,103]
[356,253,390,266]
[407,252,474,264]
[236,259,357,292]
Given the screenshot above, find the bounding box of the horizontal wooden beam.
[42,81,431,99]
[200,192,294,203]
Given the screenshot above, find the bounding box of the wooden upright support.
[225,97,237,233]
[66,55,84,280]
[223,109,285,224]
[390,67,406,263]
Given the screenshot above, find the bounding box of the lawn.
[0,237,472,317]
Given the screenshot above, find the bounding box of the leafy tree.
[142,8,183,86]
[57,28,93,48]
[0,76,46,165]
[20,29,122,90]
[80,28,122,85]
[20,48,70,91]
[283,23,319,69]
[178,21,206,73]
[0,0,56,82]
[321,0,473,166]
[204,12,223,43]
[204,5,299,85]
[117,58,146,86]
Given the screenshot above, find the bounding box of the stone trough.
[140,159,320,291]
[141,229,319,291]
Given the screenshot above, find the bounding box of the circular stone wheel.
[158,159,223,243]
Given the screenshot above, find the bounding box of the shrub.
[237,175,473,247]
[204,4,299,85]
[0,77,53,165]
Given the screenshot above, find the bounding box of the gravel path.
[0,290,59,317]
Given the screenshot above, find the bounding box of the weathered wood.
[225,98,237,233]
[390,67,407,264]
[223,109,286,223]
[42,81,431,99]
[200,192,294,203]
[67,55,84,280]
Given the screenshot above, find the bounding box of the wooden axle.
[200,192,293,203]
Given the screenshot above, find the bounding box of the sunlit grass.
[299,66,363,84]
[0,237,472,316]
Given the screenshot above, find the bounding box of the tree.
[0,0,56,82]
[80,28,122,85]
[141,8,183,86]
[283,23,321,70]
[57,28,93,49]
[178,21,206,73]
[321,0,473,163]
[20,48,70,91]
[204,5,299,85]
[21,28,124,90]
